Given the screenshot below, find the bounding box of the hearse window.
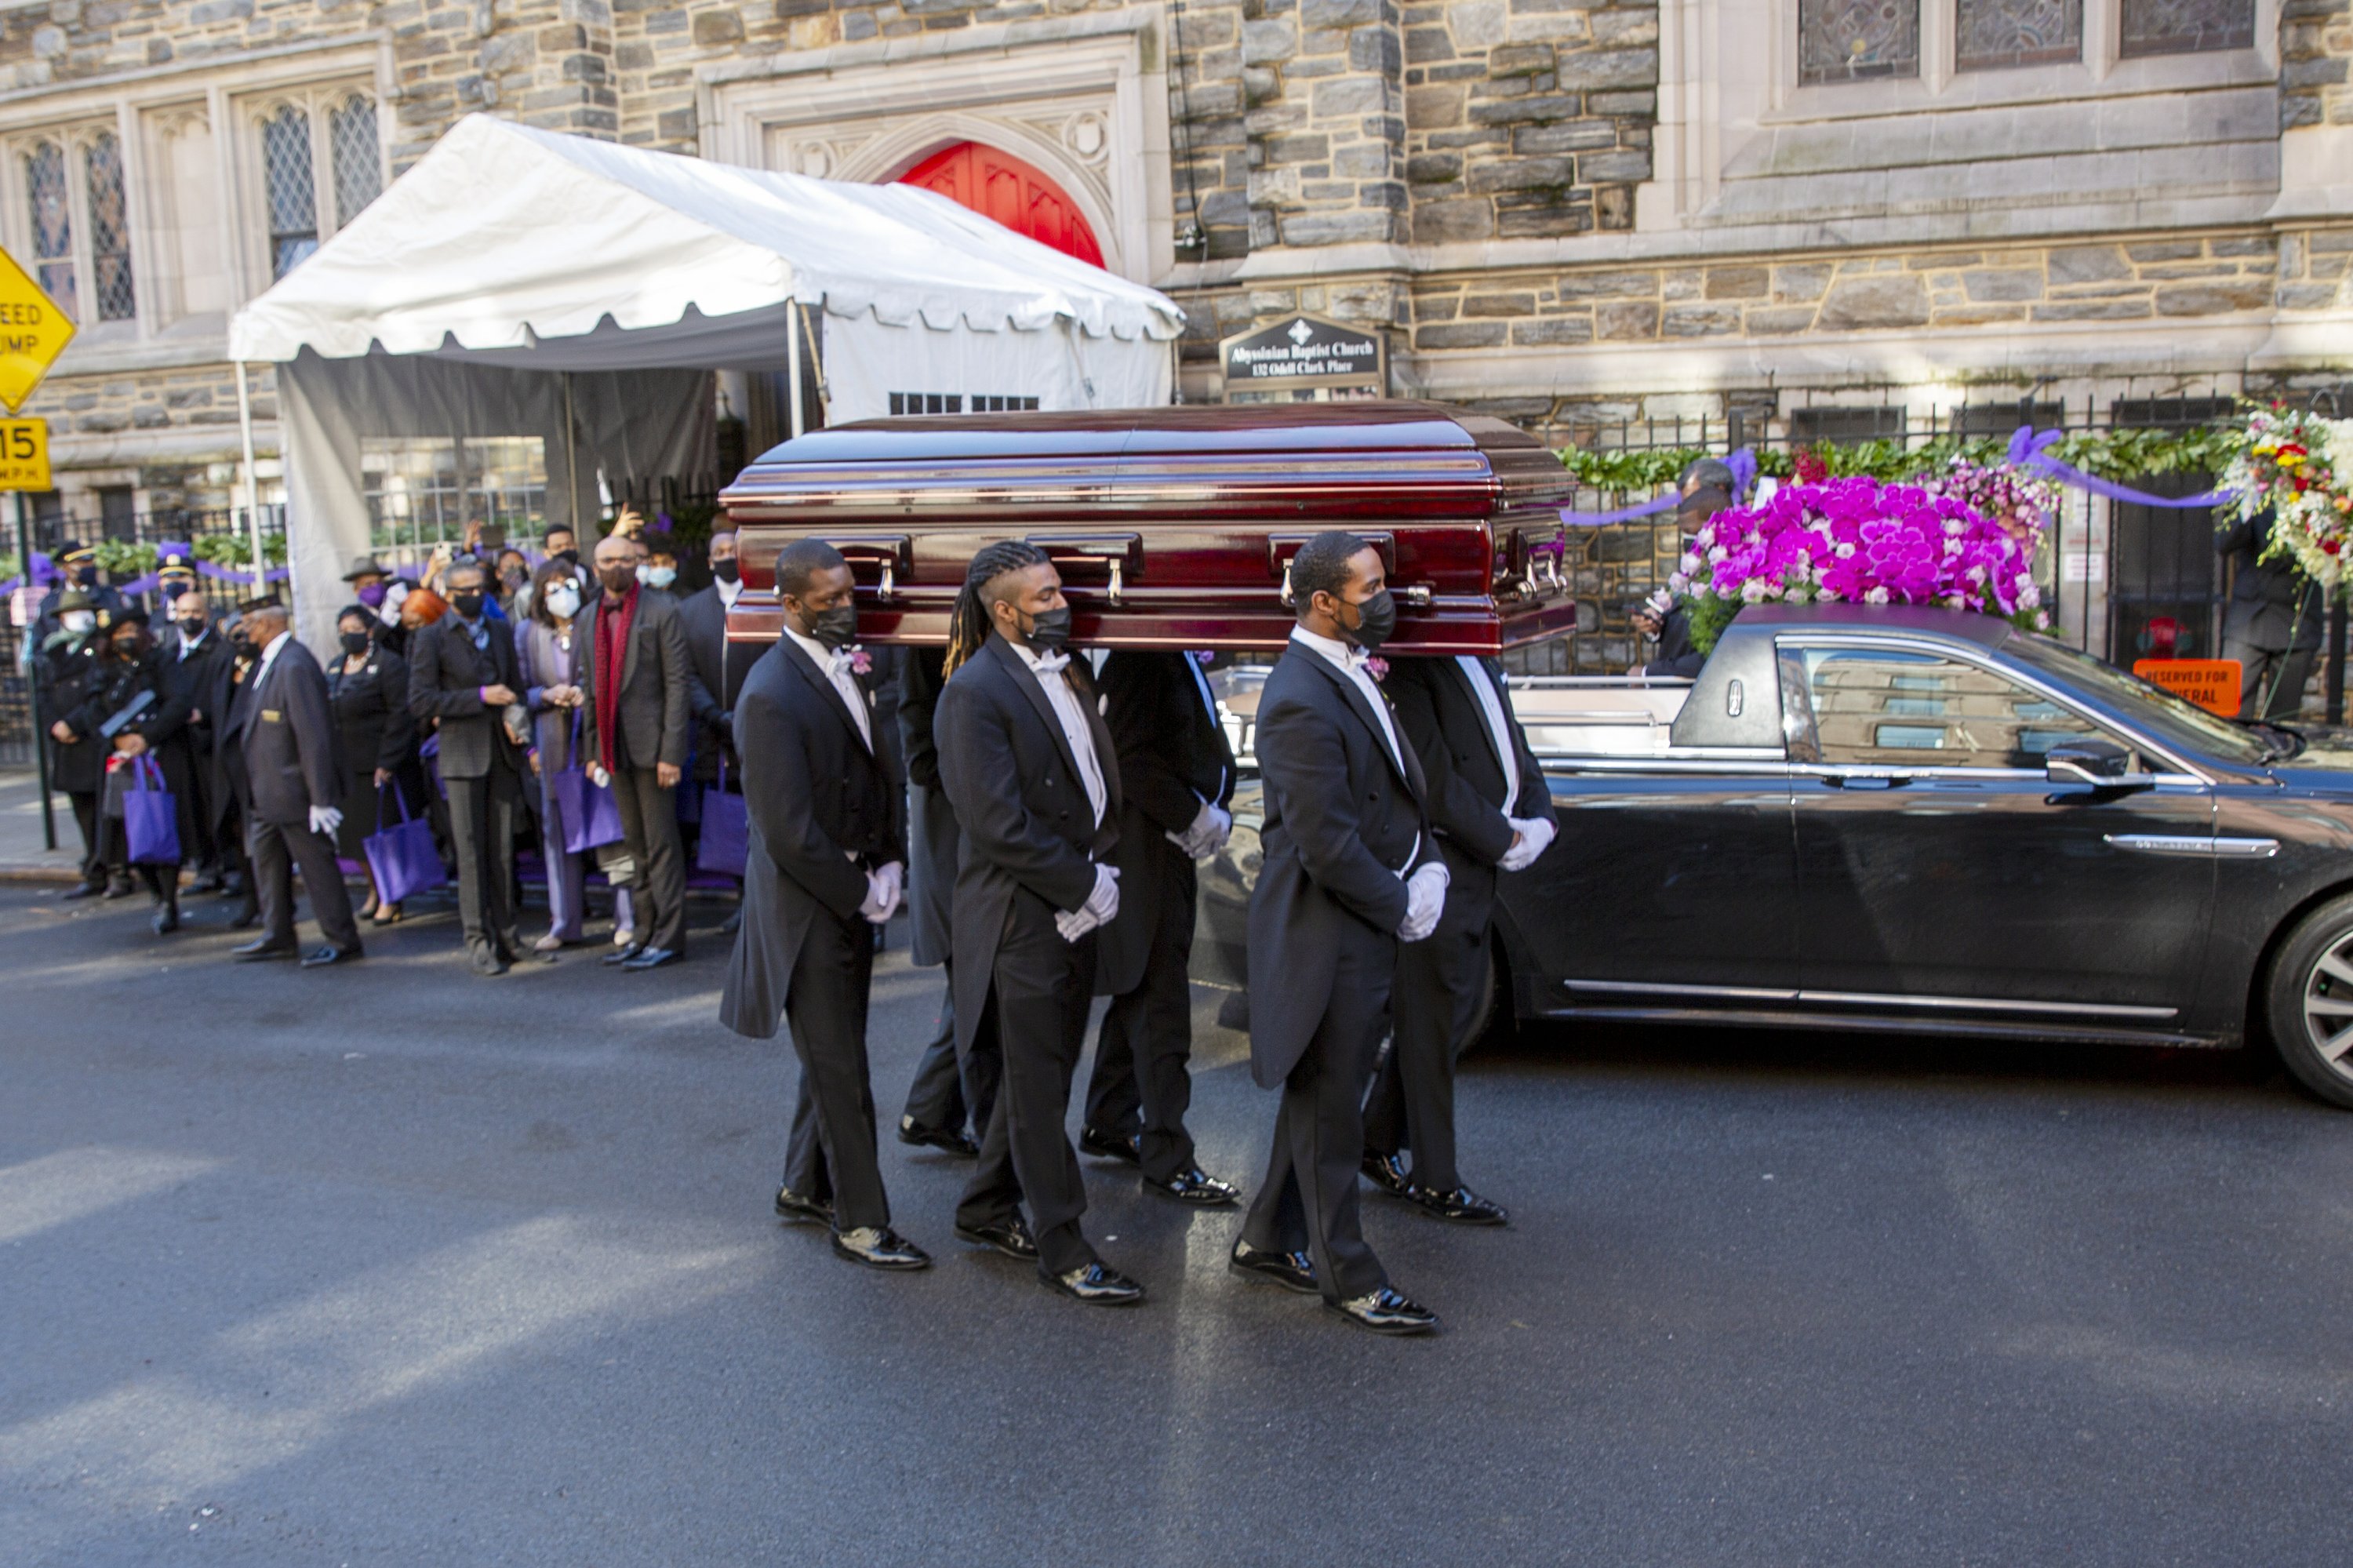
[1786,645,2100,769]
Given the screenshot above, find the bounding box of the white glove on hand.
[587,762,610,788]
[1055,864,1122,943]
[1397,861,1449,943]
[1166,800,1233,861]
[1498,815,1556,873]
[308,804,344,837]
[857,860,904,924]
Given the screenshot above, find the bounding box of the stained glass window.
[1798,0,1920,84]
[24,141,75,321]
[83,131,134,322]
[2119,0,2253,57]
[261,104,318,279]
[329,95,380,227]
[1956,0,2082,71]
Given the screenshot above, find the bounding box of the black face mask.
[807,603,858,650]
[340,630,373,657]
[110,637,142,660]
[76,566,98,587]
[1343,587,1397,651]
[179,616,208,638]
[1020,605,1073,653]
[450,590,486,619]
[554,548,579,566]
[711,557,740,584]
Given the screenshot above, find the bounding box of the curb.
[0,866,85,886]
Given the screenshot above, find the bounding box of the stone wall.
[388,0,619,167]
[2282,0,2353,129]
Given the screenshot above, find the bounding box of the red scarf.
[593,582,638,773]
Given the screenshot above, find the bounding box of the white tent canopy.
[227,115,1185,646]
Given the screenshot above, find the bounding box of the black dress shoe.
[1043,1262,1145,1306]
[300,945,361,968]
[620,945,680,971]
[1407,1184,1508,1226]
[773,1185,834,1225]
[61,880,105,901]
[954,1215,1038,1261]
[1228,1241,1318,1295]
[1144,1166,1240,1206]
[1362,1151,1411,1198]
[231,938,296,962]
[831,1226,931,1271]
[898,1115,980,1159]
[1326,1287,1439,1336]
[151,904,180,936]
[1079,1126,1141,1166]
[601,944,646,966]
[469,948,511,977]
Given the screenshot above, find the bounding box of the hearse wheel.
[2266,893,2353,1110]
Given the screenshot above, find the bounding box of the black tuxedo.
[935,631,1123,1277]
[408,613,528,960]
[1238,637,1437,1304]
[1365,656,1557,1190]
[1082,650,1237,1182]
[720,635,905,1231]
[896,646,975,1138]
[226,636,360,955]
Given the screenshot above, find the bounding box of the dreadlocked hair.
[944,540,1053,675]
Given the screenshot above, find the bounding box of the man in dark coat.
[1631,588,1705,680]
[408,557,544,976]
[1079,649,1240,1203]
[719,540,926,1271]
[581,530,693,970]
[935,540,1142,1307]
[31,542,127,645]
[1363,653,1558,1224]
[198,614,262,928]
[1233,529,1445,1336]
[222,597,362,966]
[162,588,235,888]
[893,645,984,1159]
[675,526,738,883]
[36,588,108,896]
[2220,511,2322,721]
[75,610,200,932]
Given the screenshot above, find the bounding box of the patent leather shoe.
[231,938,296,962]
[1079,1125,1141,1166]
[1326,1287,1439,1336]
[1361,1151,1411,1198]
[1144,1166,1239,1206]
[620,945,680,971]
[898,1115,980,1159]
[1043,1262,1145,1306]
[601,943,645,966]
[1407,1183,1508,1226]
[1227,1241,1318,1295]
[773,1185,834,1225]
[953,1215,1038,1261]
[300,945,361,969]
[831,1226,931,1271]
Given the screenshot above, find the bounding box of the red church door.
[898,142,1105,267]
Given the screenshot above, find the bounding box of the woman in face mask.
[637,547,681,595]
[516,558,635,952]
[326,606,422,924]
[74,609,200,933]
[38,589,111,896]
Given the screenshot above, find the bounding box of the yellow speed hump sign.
[0,418,49,489]
[0,247,75,412]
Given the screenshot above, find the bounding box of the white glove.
[308,804,344,836]
[587,762,610,788]
[1054,864,1121,943]
[1166,800,1233,861]
[1397,861,1448,943]
[1498,815,1555,873]
[857,860,904,924]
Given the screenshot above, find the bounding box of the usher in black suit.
[225,635,362,955]
[407,609,529,963]
[1239,635,1436,1304]
[1084,649,1237,1183]
[935,631,1122,1277]
[719,635,904,1232]
[1365,656,1555,1191]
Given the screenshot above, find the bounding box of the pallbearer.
[1362,652,1556,1223]
[720,540,926,1271]
[1234,530,1447,1335]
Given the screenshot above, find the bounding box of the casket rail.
[721,402,1580,656]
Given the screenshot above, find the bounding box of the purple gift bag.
[696,756,748,878]
[122,755,180,867]
[365,781,447,906]
[551,712,624,855]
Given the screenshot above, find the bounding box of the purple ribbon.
[1562,446,1760,526]
[0,550,59,596]
[2009,425,2236,509]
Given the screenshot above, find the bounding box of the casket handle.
[1026,533,1141,606]
[819,534,913,601]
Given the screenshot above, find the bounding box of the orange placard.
[2133,658,2242,717]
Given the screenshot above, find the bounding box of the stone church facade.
[0,0,2346,527]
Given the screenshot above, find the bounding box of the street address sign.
[0,418,50,490]
[0,247,75,413]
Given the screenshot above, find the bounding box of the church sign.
[1219,313,1387,398]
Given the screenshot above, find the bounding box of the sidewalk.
[0,768,88,884]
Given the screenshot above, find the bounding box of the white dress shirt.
[253,628,293,687]
[1009,639,1107,827]
[715,574,742,609]
[178,628,211,662]
[786,625,870,750]
[1289,625,1404,774]
[1455,655,1519,817]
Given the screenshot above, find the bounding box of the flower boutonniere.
[849,647,872,676]
[1363,657,1389,683]
[1192,649,1214,667]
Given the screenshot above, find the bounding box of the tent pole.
[787,300,806,442]
[235,361,267,598]
[562,372,580,535]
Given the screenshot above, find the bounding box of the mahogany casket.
[721,401,1577,657]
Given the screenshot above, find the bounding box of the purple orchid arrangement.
[1915,456,2060,540]
[1669,476,2049,653]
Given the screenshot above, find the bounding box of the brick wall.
[2282,0,2352,130]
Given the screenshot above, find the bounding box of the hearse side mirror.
[2045,738,2155,791]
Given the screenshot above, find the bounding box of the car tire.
[2264,893,2353,1110]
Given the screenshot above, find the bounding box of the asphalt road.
[6,881,2353,1566]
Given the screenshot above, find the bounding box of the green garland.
[1558,425,2239,490]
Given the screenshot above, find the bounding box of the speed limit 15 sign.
[0,417,49,489]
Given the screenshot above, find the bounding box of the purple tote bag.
[696,756,748,878]
[122,755,180,867]
[551,712,624,855]
[365,781,447,906]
